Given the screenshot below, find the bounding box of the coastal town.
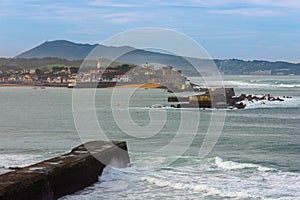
[0,58,189,91]
[0,66,77,86]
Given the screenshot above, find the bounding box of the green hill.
[8,40,300,75]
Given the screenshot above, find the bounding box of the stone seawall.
[0,141,130,200]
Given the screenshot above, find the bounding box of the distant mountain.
[15,40,198,72]
[17,40,136,61]
[17,40,97,60]
[13,40,300,75]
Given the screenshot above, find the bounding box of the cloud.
[159,0,300,9]
[2,0,299,22]
[103,12,140,24]
[155,0,300,16]
[0,1,144,24]
[158,0,231,8]
[242,0,300,9]
[24,4,98,22]
[207,8,281,17]
[88,0,140,8]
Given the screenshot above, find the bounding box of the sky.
[0,0,300,62]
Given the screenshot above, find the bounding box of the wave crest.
[214,157,274,172]
[142,176,264,199]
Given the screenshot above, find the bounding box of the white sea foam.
[242,97,300,109]
[214,157,274,172]
[223,80,300,88]
[100,166,139,182]
[60,157,300,199]
[0,152,62,174]
[0,154,41,168]
[142,176,265,199]
[0,154,41,174]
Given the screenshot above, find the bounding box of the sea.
[0,75,299,200]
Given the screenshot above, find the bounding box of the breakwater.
[168,88,290,109]
[0,141,130,200]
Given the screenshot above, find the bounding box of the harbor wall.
[0,141,130,200]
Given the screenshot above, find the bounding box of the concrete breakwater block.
[0,141,130,200]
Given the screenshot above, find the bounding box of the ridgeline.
[0,40,299,75]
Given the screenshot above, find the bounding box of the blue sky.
[0,0,300,62]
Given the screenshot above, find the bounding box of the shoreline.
[0,82,184,91]
[0,83,68,87]
[0,83,163,89]
[108,83,163,89]
[0,84,34,87]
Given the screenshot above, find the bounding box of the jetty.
[168,88,287,109]
[0,141,130,200]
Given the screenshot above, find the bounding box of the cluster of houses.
[72,63,188,91]
[0,62,188,90]
[0,69,39,84]
[75,68,130,83]
[76,64,184,82]
[0,67,78,85]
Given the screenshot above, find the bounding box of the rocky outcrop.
[169,88,290,109]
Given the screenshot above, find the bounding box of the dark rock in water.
[236,102,246,109]
[276,97,284,101]
[259,96,266,100]
[252,96,259,101]
[0,141,130,200]
[233,93,286,104]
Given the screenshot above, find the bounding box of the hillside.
[9,40,300,75]
[16,40,135,61]
[0,57,82,71]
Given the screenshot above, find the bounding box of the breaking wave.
[61,156,300,199]
[142,176,265,199]
[214,156,274,172]
[242,97,300,109]
[223,80,300,88]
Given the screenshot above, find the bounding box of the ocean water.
[0,75,299,199]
